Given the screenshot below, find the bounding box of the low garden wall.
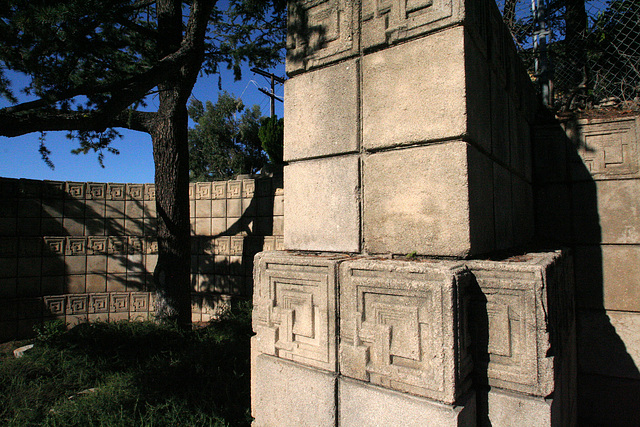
[0,174,283,341]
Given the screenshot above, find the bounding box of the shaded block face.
[284,60,359,161]
[362,27,466,150]
[339,259,473,404]
[252,252,343,371]
[286,0,358,73]
[284,155,360,253]
[363,142,471,256]
[361,0,463,50]
[466,252,574,397]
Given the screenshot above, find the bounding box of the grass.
[0,304,253,426]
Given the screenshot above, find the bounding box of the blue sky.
[0,62,285,184]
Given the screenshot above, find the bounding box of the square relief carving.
[252,252,343,371]
[466,253,564,397]
[361,0,461,50]
[287,0,358,73]
[339,259,472,404]
[569,117,639,180]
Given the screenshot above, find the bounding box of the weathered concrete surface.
[362,27,467,150]
[252,251,343,371]
[251,354,337,427]
[284,155,360,253]
[362,141,471,257]
[565,116,639,181]
[286,0,358,74]
[284,59,359,161]
[339,377,476,427]
[574,244,640,311]
[466,251,576,400]
[361,0,464,50]
[339,258,473,404]
[483,388,552,427]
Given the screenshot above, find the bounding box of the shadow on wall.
[188,172,284,323]
[533,112,640,426]
[0,180,154,339]
[1,173,284,339]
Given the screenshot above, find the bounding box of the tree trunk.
[151,95,192,328]
[151,0,192,328]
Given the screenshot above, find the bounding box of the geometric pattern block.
[286,0,358,73]
[466,251,572,397]
[252,251,345,371]
[339,258,473,404]
[89,293,110,313]
[361,0,462,50]
[571,117,639,180]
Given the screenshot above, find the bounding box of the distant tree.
[0,0,286,327]
[258,116,284,165]
[187,92,267,182]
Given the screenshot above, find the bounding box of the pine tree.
[0,0,286,327]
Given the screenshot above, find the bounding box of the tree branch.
[0,107,157,137]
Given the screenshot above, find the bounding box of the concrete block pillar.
[252,0,575,426]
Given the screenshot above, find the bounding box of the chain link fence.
[495,0,640,112]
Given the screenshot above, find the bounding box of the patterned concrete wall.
[0,174,283,341]
[534,114,640,425]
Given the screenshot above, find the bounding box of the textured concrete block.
[339,258,472,404]
[339,377,476,427]
[361,0,463,50]
[572,179,640,244]
[566,116,639,181]
[363,142,472,256]
[574,244,640,311]
[251,354,337,427]
[577,309,640,380]
[284,155,360,252]
[284,60,359,161]
[286,0,358,73]
[483,388,552,427]
[466,251,575,398]
[253,251,344,371]
[363,27,466,149]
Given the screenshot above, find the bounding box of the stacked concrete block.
[251,252,477,426]
[466,252,577,426]
[284,0,536,258]
[339,258,473,405]
[534,115,640,424]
